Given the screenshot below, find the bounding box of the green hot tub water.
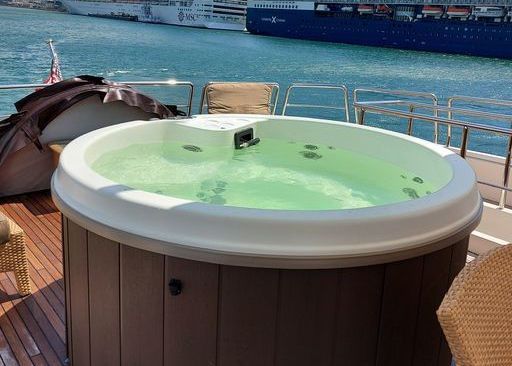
[91,139,438,210]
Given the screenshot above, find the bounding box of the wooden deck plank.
[10,200,61,256]
[0,203,63,275]
[0,204,63,281]
[1,279,64,366]
[0,292,41,358]
[29,355,47,366]
[0,313,34,366]
[24,197,61,237]
[0,191,67,365]
[0,328,18,366]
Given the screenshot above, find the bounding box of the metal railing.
[447,95,512,145]
[0,79,195,117]
[124,80,194,116]
[2,80,511,206]
[198,82,280,115]
[353,88,440,141]
[353,96,512,209]
[282,83,350,122]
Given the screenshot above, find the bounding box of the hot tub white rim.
[58,115,470,217]
[52,115,482,268]
[52,180,481,269]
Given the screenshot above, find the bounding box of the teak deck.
[0,191,66,366]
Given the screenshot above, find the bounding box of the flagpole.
[47,39,58,60]
[43,39,63,84]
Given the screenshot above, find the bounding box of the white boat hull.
[61,0,246,31]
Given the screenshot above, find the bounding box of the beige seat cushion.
[48,140,72,169]
[206,83,273,115]
[0,212,10,245]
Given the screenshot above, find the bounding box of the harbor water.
[2,5,512,155]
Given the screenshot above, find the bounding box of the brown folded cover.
[0,75,174,166]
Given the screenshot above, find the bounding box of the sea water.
[92,139,437,210]
[3,7,512,156]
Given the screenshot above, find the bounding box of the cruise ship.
[61,0,247,30]
[246,0,512,58]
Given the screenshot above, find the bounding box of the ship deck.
[0,191,66,366]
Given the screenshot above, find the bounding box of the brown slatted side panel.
[332,265,385,365]
[164,257,218,366]
[275,269,338,366]
[87,232,120,366]
[66,220,90,366]
[62,216,72,366]
[412,246,453,366]
[217,266,279,366]
[438,238,470,366]
[375,256,424,366]
[120,246,164,366]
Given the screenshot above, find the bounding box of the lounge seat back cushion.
[0,212,9,245]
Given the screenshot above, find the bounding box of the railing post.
[407,105,415,136]
[281,86,293,116]
[499,135,512,209]
[355,108,365,125]
[433,96,439,144]
[460,126,469,159]
[342,86,350,122]
[187,85,194,117]
[447,98,454,147]
[271,85,280,115]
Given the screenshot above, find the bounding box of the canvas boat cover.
[0,75,175,197]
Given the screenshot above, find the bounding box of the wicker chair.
[0,213,31,296]
[437,244,512,366]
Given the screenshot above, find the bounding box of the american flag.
[43,39,63,84]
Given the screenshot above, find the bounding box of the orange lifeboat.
[446,6,471,17]
[376,4,392,14]
[358,4,374,14]
[422,5,443,16]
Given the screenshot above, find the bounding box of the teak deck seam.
[0,191,67,366]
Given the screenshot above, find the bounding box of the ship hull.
[246,5,512,59]
[62,0,246,31]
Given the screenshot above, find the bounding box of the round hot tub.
[53,115,482,366]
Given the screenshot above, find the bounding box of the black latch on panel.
[169,278,182,296]
[234,128,260,149]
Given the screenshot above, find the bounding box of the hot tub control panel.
[178,115,263,131]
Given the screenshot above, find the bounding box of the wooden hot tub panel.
[63,218,468,366]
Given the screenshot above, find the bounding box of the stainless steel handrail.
[124,80,194,116]
[198,81,280,115]
[282,83,350,122]
[359,100,512,125]
[447,95,512,207]
[353,100,512,209]
[0,80,195,116]
[353,88,439,141]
